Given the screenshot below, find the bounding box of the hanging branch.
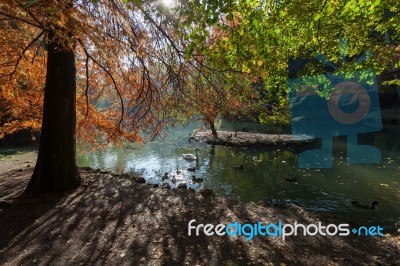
[78,39,125,134]
[0,30,44,79]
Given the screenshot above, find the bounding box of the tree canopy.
[0,0,230,145]
[1,0,399,141]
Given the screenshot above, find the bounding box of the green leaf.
[253,19,259,27]
[313,14,321,21]
[373,0,381,7]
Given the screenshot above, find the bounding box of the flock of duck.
[159,148,204,185]
[160,148,243,186]
[161,169,204,184]
[161,148,379,210]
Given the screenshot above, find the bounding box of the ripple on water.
[77,123,400,230]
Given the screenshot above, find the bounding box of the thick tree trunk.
[25,37,81,195]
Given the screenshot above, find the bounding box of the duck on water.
[351,200,379,209]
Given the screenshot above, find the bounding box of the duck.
[233,165,243,170]
[284,177,297,182]
[351,200,379,209]
[183,148,199,161]
[187,167,196,172]
[192,175,204,182]
[171,175,177,184]
[162,172,169,180]
[176,167,181,174]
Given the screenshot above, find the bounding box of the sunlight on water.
[77,123,400,231]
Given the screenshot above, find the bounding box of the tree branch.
[78,39,125,134]
[0,30,44,79]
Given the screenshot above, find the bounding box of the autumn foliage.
[1,0,216,194]
[0,0,196,146]
[0,19,45,139]
[0,0,262,146]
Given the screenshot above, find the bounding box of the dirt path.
[0,158,399,265]
[0,149,37,176]
[0,149,37,198]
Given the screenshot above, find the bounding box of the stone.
[199,189,214,197]
[177,183,187,189]
[135,177,146,184]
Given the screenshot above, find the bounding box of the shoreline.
[0,153,399,265]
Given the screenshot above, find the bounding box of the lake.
[77,122,400,231]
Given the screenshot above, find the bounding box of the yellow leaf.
[241,64,251,73]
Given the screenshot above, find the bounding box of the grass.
[0,147,37,160]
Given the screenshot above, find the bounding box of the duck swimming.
[176,167,181,174]
[284,177,297,182]
[351,200,378,209]
[233,165,243,170]
[191,175,203,182]
[162,172,169,180]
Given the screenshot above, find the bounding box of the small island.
[192,130,316,148]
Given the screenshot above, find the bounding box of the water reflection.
[77,123,400,230]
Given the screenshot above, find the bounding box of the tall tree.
[26,31,81,193]
[0,0,213,194]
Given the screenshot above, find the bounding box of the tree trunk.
[25,36,81,195]
[208,119,218,138]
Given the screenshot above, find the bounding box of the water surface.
[77,123,400,231]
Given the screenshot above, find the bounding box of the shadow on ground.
[0,168,399,265]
